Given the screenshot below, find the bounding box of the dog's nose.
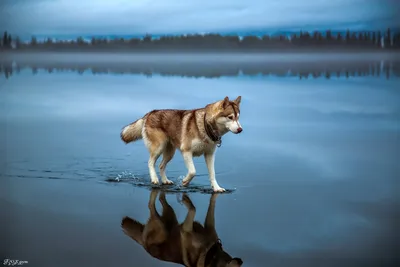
[237,127,243,133]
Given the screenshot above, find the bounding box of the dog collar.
[203,113,222,147]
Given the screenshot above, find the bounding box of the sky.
[1,0,399,38]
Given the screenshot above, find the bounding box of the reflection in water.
[1,53,399,79]
[121,190,243,267]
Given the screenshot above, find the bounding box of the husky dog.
[120,96,242,192]
[121,190,243,267]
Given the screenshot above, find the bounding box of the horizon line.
[3,27,400,41]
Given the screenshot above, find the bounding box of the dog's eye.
[227,116,233,120]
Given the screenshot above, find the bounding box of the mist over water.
[1,53,399,267]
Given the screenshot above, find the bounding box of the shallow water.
[1,53,399,267]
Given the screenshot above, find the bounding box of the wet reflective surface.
[1,53,399,267]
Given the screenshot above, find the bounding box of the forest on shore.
[1,28,399,52]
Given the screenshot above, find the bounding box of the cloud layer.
[1,0,399,36]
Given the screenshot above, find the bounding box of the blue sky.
[1,0,399,38]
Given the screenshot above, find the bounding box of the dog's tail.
[121,216,144,246]
[121,118,144,144]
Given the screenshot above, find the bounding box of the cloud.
[1,0,399,36]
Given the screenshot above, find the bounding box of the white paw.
[213,186,226,193]
[182,179,190,187]
[162,179,174,185]
[151,180,159,185]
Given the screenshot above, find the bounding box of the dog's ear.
[222,96,230,108]
[228,258,243,267]
[233,96,241,107]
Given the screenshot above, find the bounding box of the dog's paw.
[162,179,174,185]
[181,179,190,187]
[213,187,226,193]
[151,180,160,185]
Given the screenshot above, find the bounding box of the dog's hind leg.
[144,129,167,185]
[148,152,163,185]
[159,191,179,230]
[181,194,196,232]
[159,142,175,185]
[149,189,160,216]
[181,151,196,187]
[180,193,196,267]
[145,189,168,244]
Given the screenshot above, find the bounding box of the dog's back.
[121,108,204,149]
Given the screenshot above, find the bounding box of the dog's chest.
[191,138,214,156]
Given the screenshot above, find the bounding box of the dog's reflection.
[121,189,243,267]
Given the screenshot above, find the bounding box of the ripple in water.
[105,171,235,194]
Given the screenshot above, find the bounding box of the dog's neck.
[203,239,223,266]
[203,113,223,145]
[195,239,223,267]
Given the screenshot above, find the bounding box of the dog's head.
[213,96,242,134]
[206,248,243,267]
[204,238,243,267]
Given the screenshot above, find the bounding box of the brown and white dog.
[120,96,242,192]
[121,189,243,267]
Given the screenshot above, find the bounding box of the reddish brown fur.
[145,109,189,149]
[120,96,242,189]
[141,99,240,151]
[121,190,243,267]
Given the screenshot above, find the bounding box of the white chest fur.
[191,138,215,157]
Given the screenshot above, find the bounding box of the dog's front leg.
[204,194,219,237]
[182,151,196,187]
[180,193,196,267]
[204,152,225,192]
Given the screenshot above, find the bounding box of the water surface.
[1,53,399,267]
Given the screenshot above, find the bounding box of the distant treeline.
[1,58,398,79]
[1,28,400,51]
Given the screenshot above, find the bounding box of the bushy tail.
[121,118,144,144]
[121,216,144,245]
